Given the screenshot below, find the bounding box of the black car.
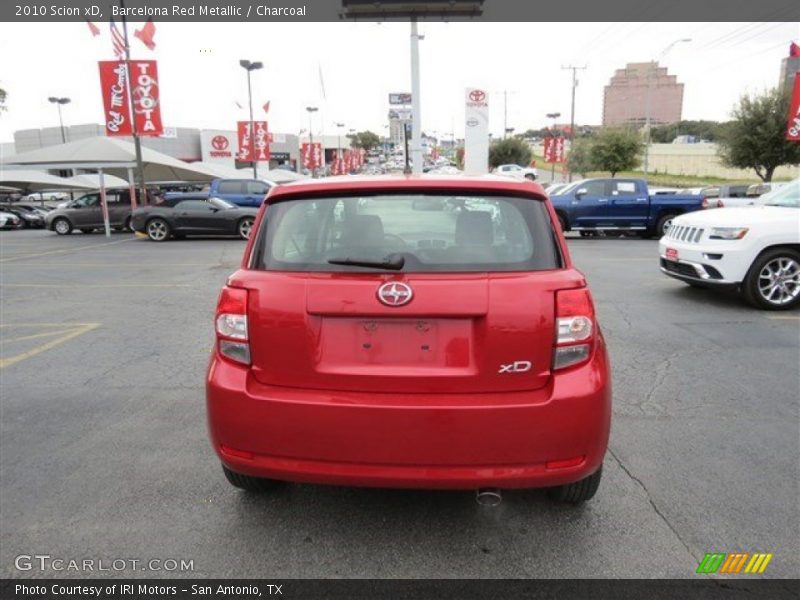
[0,204,46,228]
[131,195,258,242]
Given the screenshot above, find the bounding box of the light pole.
[306,106,318,177]
[47,97,70,143]
[239,59,263,180]
[335,122,344,171]
[546,112,561,183]
[643,38,691,178]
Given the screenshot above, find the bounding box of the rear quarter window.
[253,193,561,273]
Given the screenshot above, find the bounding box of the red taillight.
[717,199,724,208]
[553,288,596,370]
[701,197,708,209]
[215,286,250,365]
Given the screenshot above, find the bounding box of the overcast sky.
[0,21,796,143]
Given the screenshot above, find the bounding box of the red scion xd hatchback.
[206,176,611,503]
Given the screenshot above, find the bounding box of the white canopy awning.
[0,168,94,192]
[3,137,219,183]
[63,173,130,190]
[237,168,309,183]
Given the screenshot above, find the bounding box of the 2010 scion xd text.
[206,176,612,503]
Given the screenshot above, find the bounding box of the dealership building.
[4,124,356,172]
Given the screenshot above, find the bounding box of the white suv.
[658,179,800,310]
[493,164,538,181]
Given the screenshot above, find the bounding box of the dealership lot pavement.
[1,229,797,578]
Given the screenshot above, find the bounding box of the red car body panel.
[207,175,611,490]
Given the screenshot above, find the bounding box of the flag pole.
[119,0,146,208]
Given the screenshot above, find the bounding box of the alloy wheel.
[757,257,800,306]
[239,218,254,240]
[147,220,168,241]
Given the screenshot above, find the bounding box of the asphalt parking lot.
[1,229,798,579]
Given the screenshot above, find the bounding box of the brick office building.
[602,62,684,127]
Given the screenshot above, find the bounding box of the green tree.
[718,87,800,182]
[566,138,595,177]
[589,129,643,177]
[347,130,381,151]
[0,87,7,114]
[489,137,532,169]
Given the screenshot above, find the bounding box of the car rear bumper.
[206,341,611,490]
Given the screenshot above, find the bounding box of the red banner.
[129,60,163,136]
[786,73,800,142]
[543,136,566,163]
[98,61,132,136]
[301,142,322,170]
[237,121,270,162]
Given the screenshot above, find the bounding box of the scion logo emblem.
[212,135,229,151]
[377,282,413,307]
[469,89,486,102]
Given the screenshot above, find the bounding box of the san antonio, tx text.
[15,584,279,597]
[112,4,307,16]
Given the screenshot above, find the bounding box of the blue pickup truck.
[550,178,709,238]
[206,179,274,207]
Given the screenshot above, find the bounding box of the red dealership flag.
[301,143,322,170]
[86,20,100,37]
[237,121,270,162]
[129,60,163,136]
[790,42,800,58]
[134,19,157,51]
[98,61,132,136]
[786,73,800,142]
[543,136,566,163]
[262,101,270,114]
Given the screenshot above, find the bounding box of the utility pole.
[119,0,146,207]
[561,65,586,183]
[503,90,507,138]
[409,18,423,174]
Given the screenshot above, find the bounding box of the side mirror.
[575,188,588,198]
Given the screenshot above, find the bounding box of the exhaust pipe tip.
[476,488,502,507]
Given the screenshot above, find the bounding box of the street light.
[47,97,70,143]
[335,122,345,160]
[306,106,318,177]
[546,112,561,183]
[643,38,691,178]
[239,59,263,180]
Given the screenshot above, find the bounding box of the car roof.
[267,174,546,202]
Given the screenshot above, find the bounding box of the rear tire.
[741,248,800,310]
[238,217,255,240]
[222,466,281,492]
[53,217,72,235]
[656,214,677,238]
[146,218,170,242]
[548,466,602,503]
[557,214,567,232]
[524,173,536,181]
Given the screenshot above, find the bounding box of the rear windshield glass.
[254,193,561,272]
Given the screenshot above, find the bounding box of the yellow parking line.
[1,283,191,288]
[0,237,135,263]
[0,323,100,369]
[766,315,800,320]
[2,329,82,343]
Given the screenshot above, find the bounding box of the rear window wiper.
[327,255,405,270]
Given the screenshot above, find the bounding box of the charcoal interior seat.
[343,214,385,249]
[444,211,497,263]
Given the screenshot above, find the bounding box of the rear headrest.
[455,211,493,246]
[346,214,385,246]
